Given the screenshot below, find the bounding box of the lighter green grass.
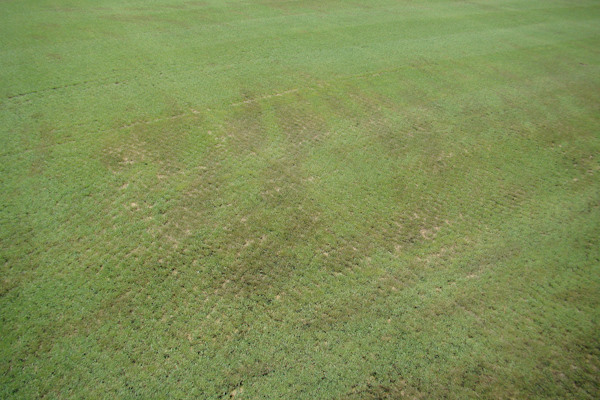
[1,0,600,398]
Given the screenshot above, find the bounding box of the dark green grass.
[1,0,600,398]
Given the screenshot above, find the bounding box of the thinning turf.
[1,0,599,398]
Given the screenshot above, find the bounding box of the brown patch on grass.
[26,123,57,176]
[102,113,200,176]
[230,88,300,106]
[46,53,62,61]
[104,13,157,23]
[259,0,344,14]
[223,101,266,155]
[275,95,327,149]
[129,97,329,297]
[346,376,427,399]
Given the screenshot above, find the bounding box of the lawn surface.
[1,0,600,398]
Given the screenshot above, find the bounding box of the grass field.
[1,0,600,398]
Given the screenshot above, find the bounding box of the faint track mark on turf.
[4,78,125,100]
[116,88,305,130]
[3,66,408,141]
[230,88,301,106]
[117,112,192,130]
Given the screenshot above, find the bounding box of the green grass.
[1,0,600,398]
